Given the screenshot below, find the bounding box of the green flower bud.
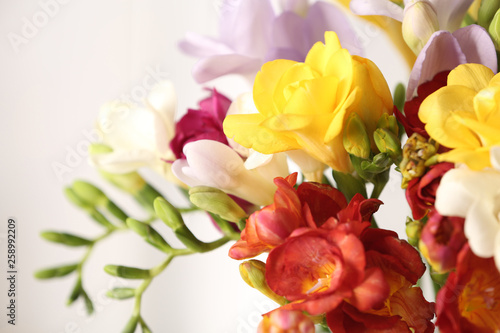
[343,113,371,159]
[173,228,207,253]
[360,153,392,173]
[72,180,107,207]
[67,279,82,305]
[479,0,500,29]
[489,9,500,51]
[34,263,79,279]
[405,218,423,247]
[126,218,172,253]
[189,186,247,223]
[402,0,439,54]
[376,114,399,137]
[239,260,286,305]
[106,287,136,300]
[64,187,92,209]
[81,289,94,315]
[374,128,402,164]
[104,265,151,279]
[41,231,93,247]
[154,197,185,230]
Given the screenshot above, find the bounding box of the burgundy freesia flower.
[395,71,449,139]
[419,210,466,274]
[436,244,500,332]
[406,162,454,219]
[169,89,231,159]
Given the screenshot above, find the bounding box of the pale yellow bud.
[402,0,439,54]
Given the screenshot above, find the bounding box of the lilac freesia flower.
[407,24,497,100]
[179,0,362,83]
[170,89,231,159]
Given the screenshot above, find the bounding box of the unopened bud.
[374,128,402,164]
[343,113,371,159]
[154,197,185,230]
[106,287,136,300]
[35,263,79,279]
[489,9,500,51]
[126,218,172,253]
[72,180,107,207]
[402,0,439,54]
[41,231,93,247]
[406,218,423,247]
[189,186,247,223]
[239,260,286,305]
[479,0,500,28]
[376,114,399,137]
[104,265,151,279]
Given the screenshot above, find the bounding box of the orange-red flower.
[258,309,315,333]
[436,244,500,332]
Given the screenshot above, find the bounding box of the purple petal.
[218,0,275,57]
[178,32,233,58]
[406,31,465,100]
[350,0,403,21]
[452,25,498,73]
[306,1,363,56]
[265,47,304,63]
[277,0,308,13]
[270,11,309,59]
[191,54,262,83]
[431,0,474,32]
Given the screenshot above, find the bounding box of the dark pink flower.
[170,89,231,159]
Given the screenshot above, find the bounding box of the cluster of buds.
[342,113,402,196]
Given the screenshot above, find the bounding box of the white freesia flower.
[172,140,289,206]
[435,146,500,271]
[90,81,177,181]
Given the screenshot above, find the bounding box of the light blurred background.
[0,0,413,332]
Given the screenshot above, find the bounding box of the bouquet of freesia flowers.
[36,0,500,332]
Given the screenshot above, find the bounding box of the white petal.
[491,146,500,171]
[145,81,177,139]
[89,150,156,174]
[286,149,325,182]
[464,200,499,258]
[350,0,404,21]
[98,102,157,152]
[244,151,273,170]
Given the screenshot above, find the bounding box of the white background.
[0,0,414,332]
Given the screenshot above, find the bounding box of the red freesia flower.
[395,71,449,139]
[406,162,454,220]
[419,210,466,274]
[229,174,382,259]
[436,244,500,332]
[170,88,231,159]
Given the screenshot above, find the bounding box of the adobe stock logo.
[7,0,72,53]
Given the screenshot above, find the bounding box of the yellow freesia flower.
[223,32,393,173]
[419,63,500,170]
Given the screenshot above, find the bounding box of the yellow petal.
[473,86,500,125]
[253,59,297,117]
[447,63,494,92]
[282,76,339,116]
[305,32,342,75]
[420,85,481,148]
[438,147,491,170]
[223,113,300,153]
[452,111,500,146]
[273,63,320,111]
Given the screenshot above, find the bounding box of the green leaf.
[104,265,151,279]
[41,231,93,247]
[106,287,136,300]
[34,263,79,279]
